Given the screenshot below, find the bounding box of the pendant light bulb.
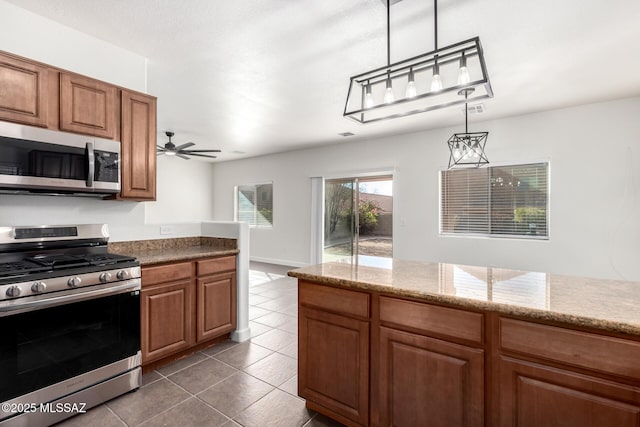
[470,142,480,159]
[405,69,417,98]
[364,83,374,109]
[431,62,443,92]
[384,75,394,104]
[458,52,471,85]
[453,146,461,160]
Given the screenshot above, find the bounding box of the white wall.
[211,97,640,281]
[0,0,146,91]
[145,156,215,224]
[0,0,215,239]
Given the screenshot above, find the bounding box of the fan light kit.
[343,0,493,124]
[157,132,221,160]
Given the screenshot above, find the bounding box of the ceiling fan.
[157,131,221,159]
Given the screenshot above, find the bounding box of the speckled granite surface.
[288,256,640,336]
[109,237,238,266]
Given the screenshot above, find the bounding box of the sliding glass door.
[323,175,393,262]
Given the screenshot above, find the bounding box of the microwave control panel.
[95,151,119,183]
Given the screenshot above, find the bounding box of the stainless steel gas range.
[0,224,141,427]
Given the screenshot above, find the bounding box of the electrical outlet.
[160,225,173,235]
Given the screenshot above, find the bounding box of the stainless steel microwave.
[0,122,120,196]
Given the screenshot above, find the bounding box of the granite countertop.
[288,256,640,336]
[109,237,238,266]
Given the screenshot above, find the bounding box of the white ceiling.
[7,0,640,161]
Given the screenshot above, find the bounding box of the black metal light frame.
[447,88,489,168]
[343,0,493,124]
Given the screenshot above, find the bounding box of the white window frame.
[234,181,274,228]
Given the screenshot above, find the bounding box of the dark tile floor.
[55,262,345,427]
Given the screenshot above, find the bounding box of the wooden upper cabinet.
[0,52,49,127]
[120,90,157,200]
[59,72,117,138]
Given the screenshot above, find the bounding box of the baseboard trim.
[250,256,308,268]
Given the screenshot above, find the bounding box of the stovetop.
[0,224,141,301]
[0,253,138,285]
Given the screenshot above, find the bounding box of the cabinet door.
[59,72,117,138]
[196,272,237,342]
[379,327,484,427]
[299,306,369,426]
[120,90,156,200]
[141,279,195,363]
[499,356,640,427]
[0,52,49,127]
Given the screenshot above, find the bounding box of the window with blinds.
[440,163,548,238]
[235,182,273,227]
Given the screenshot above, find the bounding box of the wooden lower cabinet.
[298,281,640,427]
[141,279,195,363]
[379,327,484,427]
[141,256,237,366]
[197,272,237,342]
[299,306,369,426]
[499,356,640,427]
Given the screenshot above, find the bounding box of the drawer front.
[142,262,193,286]
[197,256,236,276]
[380,296,484,344]
[500,318,640,379]
[299,281,370,319]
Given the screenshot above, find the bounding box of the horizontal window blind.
[441,163,548,239]
[236,183,273,227]
[441,167,490,234]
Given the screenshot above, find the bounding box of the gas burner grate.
[84,253,136,266]
[0,261,50,278]
[26,254,90,270]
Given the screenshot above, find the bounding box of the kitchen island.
[288,256,640,427]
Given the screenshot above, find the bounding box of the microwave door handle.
[86,142,95,187]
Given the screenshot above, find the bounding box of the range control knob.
[31,281,47,293]
[99,272,112,283]
[67,276,82,288]
[116,270,128,280]
[6,285,21,298]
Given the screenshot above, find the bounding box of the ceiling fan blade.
[181,149,222,153]
[157,151,166,156]
[186,153,217,158]
[157,145,166,150]
[176,153,191,160]
[174,142,195,151]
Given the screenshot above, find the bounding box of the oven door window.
[0,291,140,402]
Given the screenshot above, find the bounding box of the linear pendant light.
[343,0,493,124]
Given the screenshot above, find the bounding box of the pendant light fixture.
[447,88,489,168]
[344,0,493,124]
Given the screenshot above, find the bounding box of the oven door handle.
[0,280,140,317]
